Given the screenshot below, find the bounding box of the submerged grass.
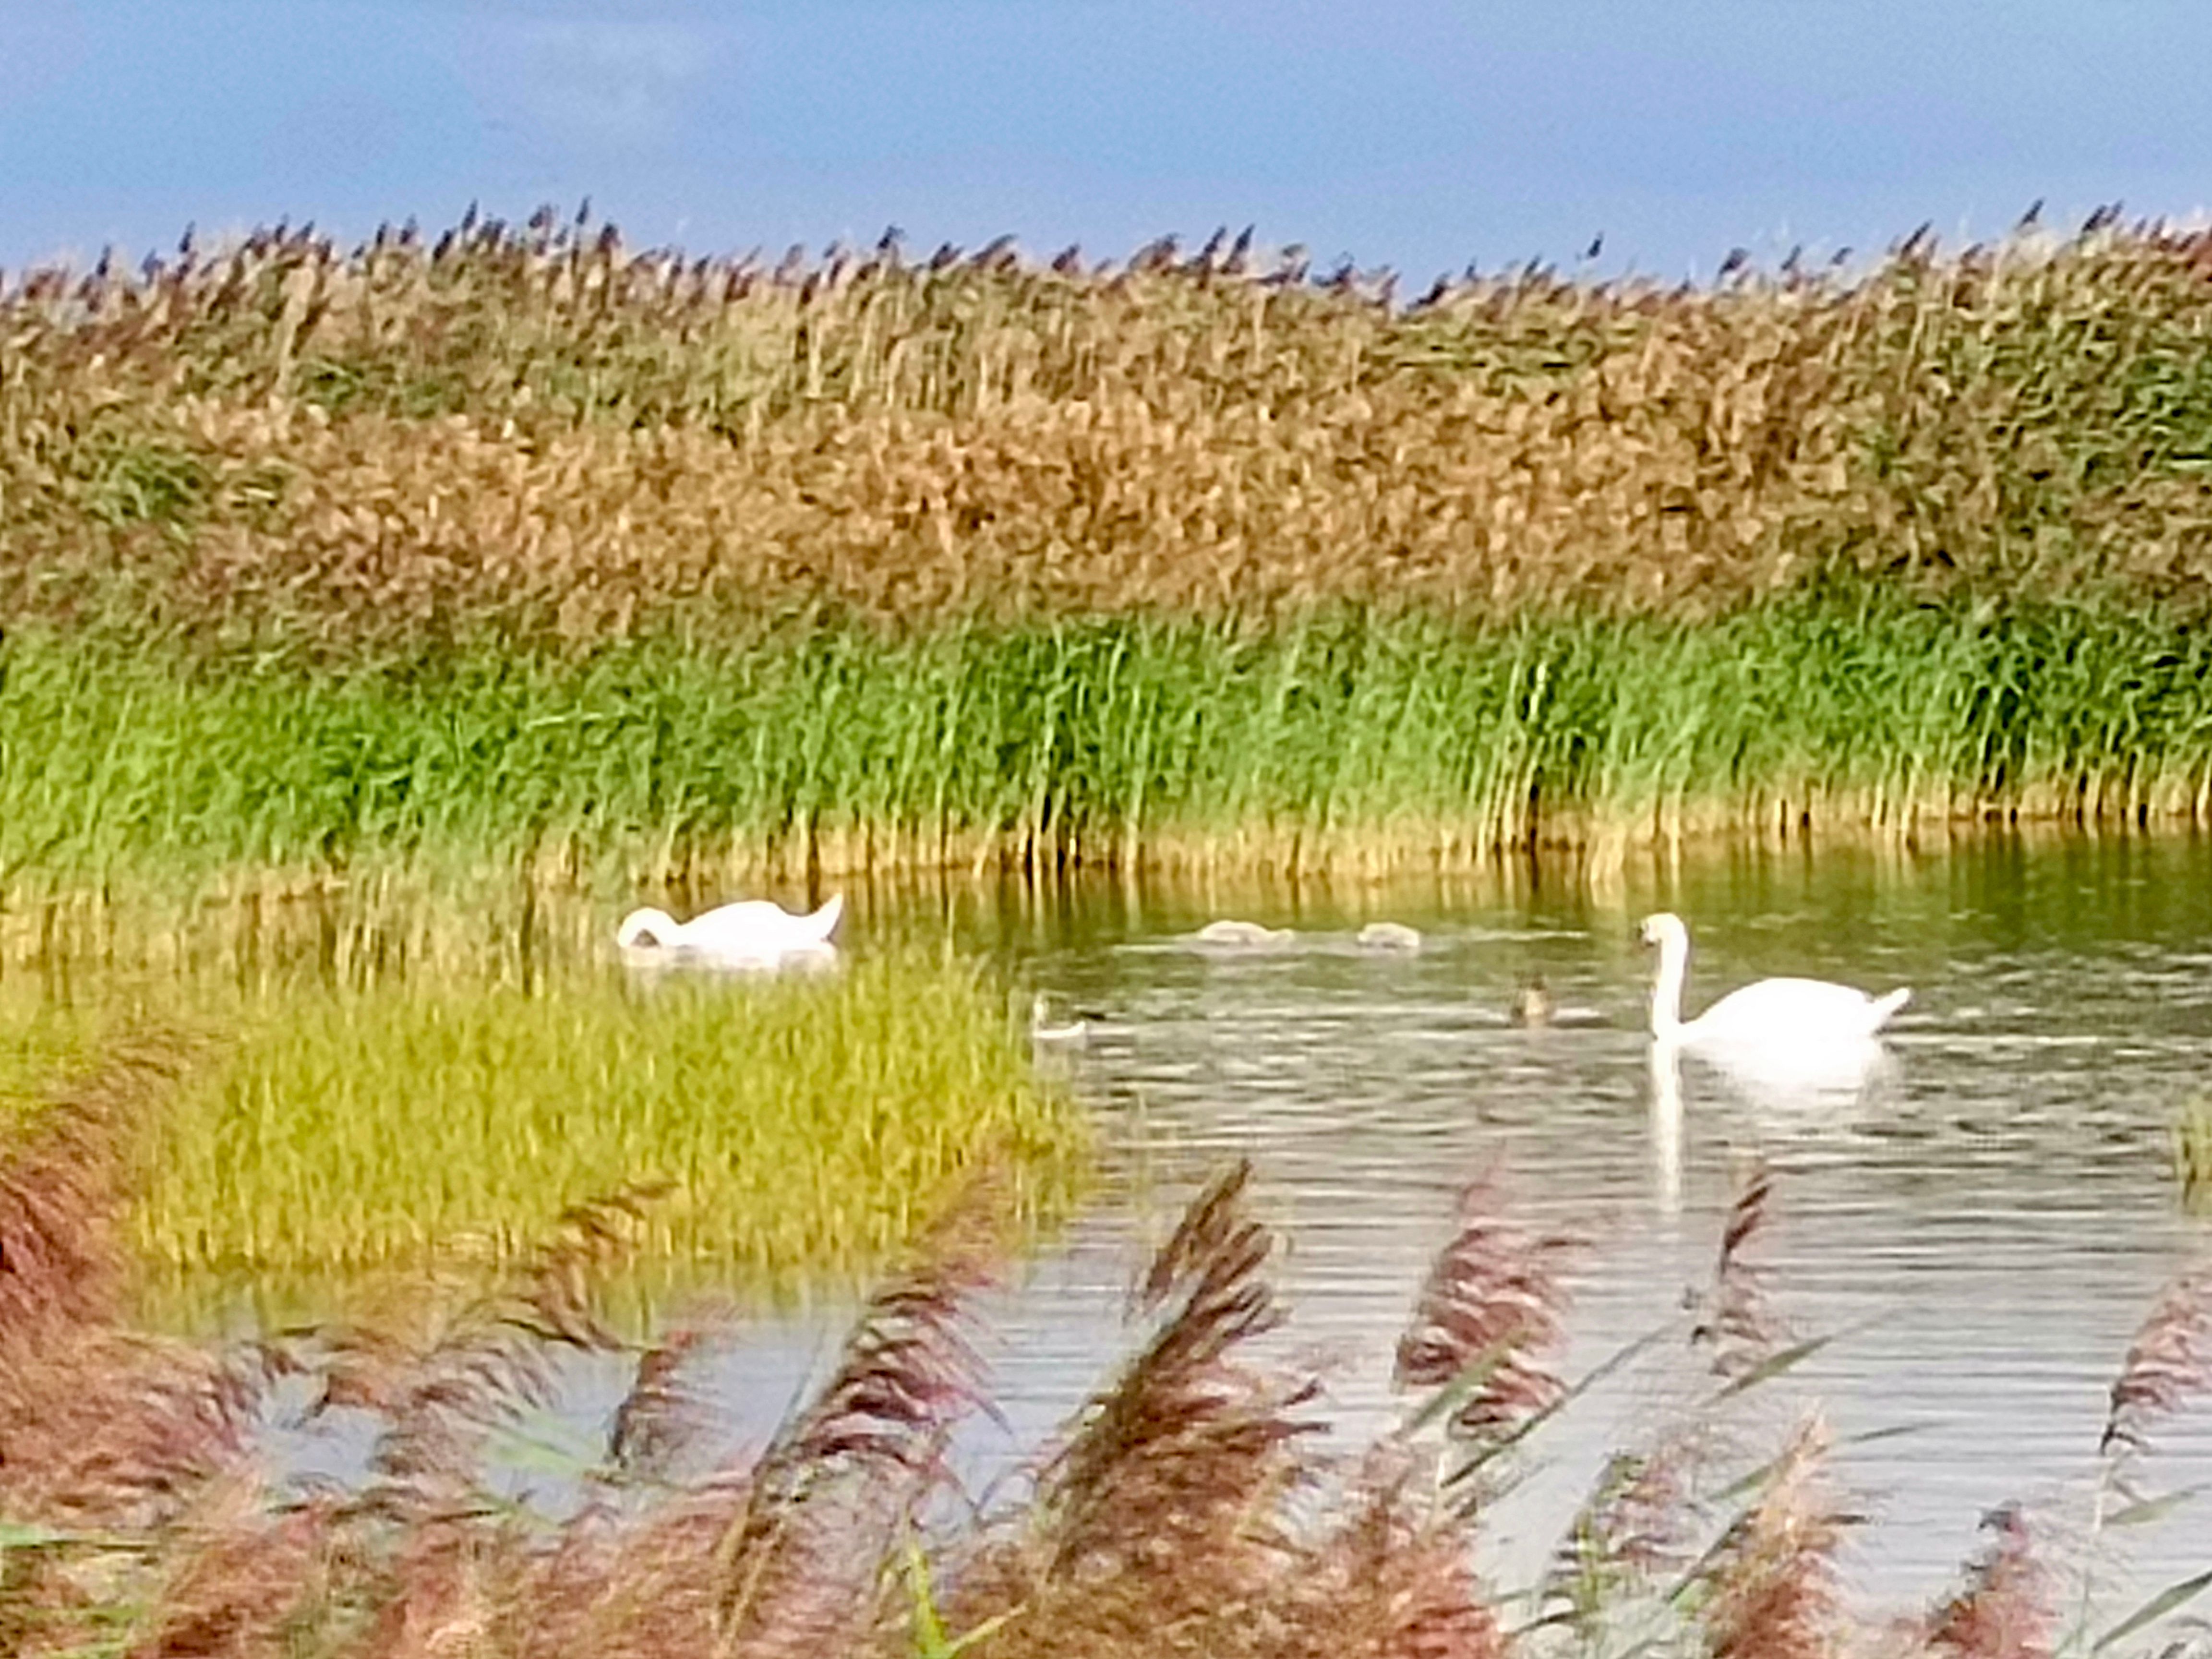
[125,950,1083,1276]
[8,588,2212,898]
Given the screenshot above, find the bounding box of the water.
[880,831,2212,1611]
[24,830,2212,1616]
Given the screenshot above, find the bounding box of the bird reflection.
[1647,1033,1902,1215]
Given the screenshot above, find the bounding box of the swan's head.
[1638,912,1689,953]
[616,907,679,950]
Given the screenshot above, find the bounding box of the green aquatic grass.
[125,950,1083,1275]
[0,993,103,1132]
[8,587,2212,896]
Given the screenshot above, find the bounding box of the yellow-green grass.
[0,993,103,1133]
[2175,1092,2212,1213]
[124,950,1083,1278]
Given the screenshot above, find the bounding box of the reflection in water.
[987,834,2212,1610]
[1648,1045,1683,1215]
[1673,1031,1900,1118]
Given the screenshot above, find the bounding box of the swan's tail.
[1870,987,1912,1030]
[807,891,846,943]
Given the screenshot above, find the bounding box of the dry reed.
[6,213,2212,660]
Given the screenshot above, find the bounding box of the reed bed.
[4,1083,2210,1659]
[8,209,2212,885]
[7,589,2212,899]
[7,210,2212,655]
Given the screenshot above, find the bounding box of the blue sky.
[3,1,2208,282]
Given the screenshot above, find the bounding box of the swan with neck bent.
[616,893,844,963]
[1639,912,1909,1049]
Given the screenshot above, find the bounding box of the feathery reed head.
[2100,1264,2212,1462]
[1697,1414,1847,1659]
[1694,1161,1791,1380]
[1924,1503,2051,1659]
[1395,1173,1576,1448]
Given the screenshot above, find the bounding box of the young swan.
[616,893,845,962]
[1356,921,1423,952]
[1509,974,1557,1028]
[1193,919,1295,948]
[1638,911,1909,1048]
[1030,992,1091,1046]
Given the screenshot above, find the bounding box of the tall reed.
[11,212,2212,884]
[7,212,2212,657]
[10,588,2212,899]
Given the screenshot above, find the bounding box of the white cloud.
[460,13,731,151]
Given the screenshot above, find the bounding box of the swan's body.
[1030,992,1090,1046]
[616,893,844,963]
[1639,912,1908,1049]
[1356,921,1423,952]
[1193,919,1294,949]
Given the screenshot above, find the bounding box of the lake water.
[26,829,2212,1619]
[854,830,2212,1615]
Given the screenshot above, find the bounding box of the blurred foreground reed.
[3,1037,2209,1658]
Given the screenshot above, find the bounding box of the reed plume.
[1274,1453,1507,1659]
[1696,1414,1846,1659]
[0,1026,269,1531]
[714,1175,1006,1656]
[343,1183,665,1526]
[1394,1173,1575,1457]
[1693,1161,1790,1382]
[2099,1265,2212,1463]
[1923,1504,2051,1659]
[947,1161,1324,1656]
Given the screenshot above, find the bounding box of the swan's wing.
[677,900,818,955]
[1691,976,1898,1041]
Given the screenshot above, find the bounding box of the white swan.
[1193,919,1295,949]
[616,893,844,964]
[1639,911,1909,1049]
[1030,992,1090,1046]
[1355,921,1423,952]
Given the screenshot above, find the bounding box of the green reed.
[7,585,2212,896]
[117,950,1083,1275]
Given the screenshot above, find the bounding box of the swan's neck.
[1650,932,1690,1040]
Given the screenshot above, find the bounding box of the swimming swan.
[1193,919,1295,948]
[1030,992,1091,1046]
[1356,921,1423,952]
[1639,912,1909,1048]
[1510,974,1557,1028]
[616,893,845,962]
